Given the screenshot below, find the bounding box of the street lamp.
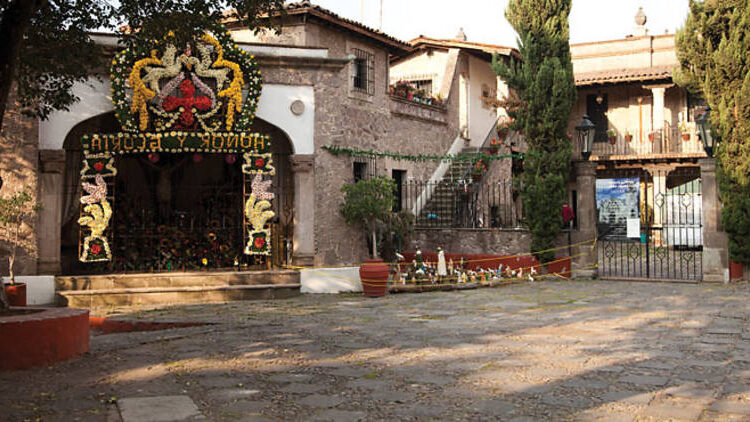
[575,114,596,160]
[695,107,716,157]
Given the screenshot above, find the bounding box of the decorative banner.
[81,132,270,155]
[78,175,113,262]
[243,173,275,256]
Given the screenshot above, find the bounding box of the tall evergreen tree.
[675,0,750,263]
[493,0,577,262]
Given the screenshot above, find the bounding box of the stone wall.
[0,89,40,276]
[259,21,460,266]
[409,229,577,259]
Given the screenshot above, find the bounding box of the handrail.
[459,115,521,183]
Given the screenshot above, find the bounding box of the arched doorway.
[60,113,294,275]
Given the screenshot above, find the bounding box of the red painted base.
[547,257,572,279]
[89,316,207,333]
[0,307,89,371]
[730,261,743,280]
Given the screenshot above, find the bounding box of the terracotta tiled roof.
[408,36,518,57]
[283,1,411,53]
[575,66,674,86]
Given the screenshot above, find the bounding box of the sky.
[312,0,691,46]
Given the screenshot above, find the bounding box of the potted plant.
[647,130,659,142]
[471,160,487,182]
[340,176,397,298]
[679,121,691,141]
[496,117,513,139]
[0,187,42,311]
[606,128,617,144]
[624,130,634,143]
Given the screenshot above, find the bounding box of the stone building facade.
[1,2,464,278]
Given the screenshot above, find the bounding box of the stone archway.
[56,112,295,275]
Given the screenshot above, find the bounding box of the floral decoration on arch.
[244,174,275,256]
[110,24,262,134]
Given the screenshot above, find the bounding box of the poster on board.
[596,178,640,238]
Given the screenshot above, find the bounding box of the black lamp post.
[575,114,596,160]
[695,107,716,157]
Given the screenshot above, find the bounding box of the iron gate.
[597,167,703,281]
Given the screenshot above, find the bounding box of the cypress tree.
[675,0,750,263]
[493,0,577,262]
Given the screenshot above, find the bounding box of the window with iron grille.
[352,48,375,95]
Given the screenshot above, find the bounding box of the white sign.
[626,218,641,238]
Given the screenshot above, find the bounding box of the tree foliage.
[0,0,286,133]
[493,0,576,262]
[676,0,750,262]
[340,176,414,260]
[0,187,42,313]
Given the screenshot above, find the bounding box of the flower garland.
[322,145,531,162]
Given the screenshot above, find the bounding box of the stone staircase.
[56,270,301,309]
[416,147,477,227]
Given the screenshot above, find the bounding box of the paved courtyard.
[2,280,750,421]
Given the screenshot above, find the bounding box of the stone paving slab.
[117,395,203,422]
[2,281,750,421]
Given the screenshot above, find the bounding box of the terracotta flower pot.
[681,133,691,141]
[730,261,743,281]
[360,259,389,298]
[4,282,27,306]
[608,136,616,145]
[625,134,633,143]
[648,133,655,142]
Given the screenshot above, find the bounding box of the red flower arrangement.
[90,244,102,255]
[255,158,265,168]
[254,237,266,249]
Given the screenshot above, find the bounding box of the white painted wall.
[255,84,315,154]
[468,55,502,147]
[38,80,315,155]
[39,78,114,150]
[3,276,56,305]
[300,267,363,294]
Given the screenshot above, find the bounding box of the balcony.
[573,123,707,161]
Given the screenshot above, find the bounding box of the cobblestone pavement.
[2,280,750,421]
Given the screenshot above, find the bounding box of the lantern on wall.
[575,114,596,161]
[695,107,716,157]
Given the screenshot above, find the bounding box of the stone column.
[290,154,315,267]
[574,160,598,278]
[651,87,666,132]
[700,158,728,282]
[37,150,65,274]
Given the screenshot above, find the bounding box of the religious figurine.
[141,155,189,220]
[437,246,447,281]
[448,258,454,275]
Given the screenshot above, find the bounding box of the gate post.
[573,160,598,278]
[290,154,315,266]
[700,158,728,282]
[37,150,65,274]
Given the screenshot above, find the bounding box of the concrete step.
[57,283,301,309]
[56,270,299,291]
